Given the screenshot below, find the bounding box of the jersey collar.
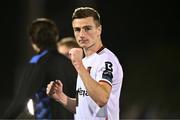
[96,46,105,54]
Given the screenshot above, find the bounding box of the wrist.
[57,92,68,106]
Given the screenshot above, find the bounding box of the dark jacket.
[3,49,77,119]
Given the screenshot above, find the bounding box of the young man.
[47,7,123,120]
[3,18,77,119]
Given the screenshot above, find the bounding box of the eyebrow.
[73,25,92,29]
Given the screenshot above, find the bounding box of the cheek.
[74,33,79,39]
[89,32,97,39]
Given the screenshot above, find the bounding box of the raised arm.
[69,48,112,107]
[46,80,76,113]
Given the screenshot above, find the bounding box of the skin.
[57,45,72,59]
[32,43,40,53]
[46,17,112,113]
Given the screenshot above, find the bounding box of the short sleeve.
[96,56,114,86]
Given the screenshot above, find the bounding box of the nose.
[79,29,85,37]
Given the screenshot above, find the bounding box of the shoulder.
[39,50,70,64]
[98,48,119,62]
[98,48,123,71]
[37,50,75,72]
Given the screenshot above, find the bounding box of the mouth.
[79,40,88,44]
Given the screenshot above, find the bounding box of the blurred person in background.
[3,18,77,119]
[57,36,80,59]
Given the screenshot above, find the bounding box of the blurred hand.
[46,80,63,101]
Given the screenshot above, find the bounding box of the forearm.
[56,92,76,113]
[69,48,110,107]
[78,65,110,107]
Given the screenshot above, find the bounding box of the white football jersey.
[74,47,123,120]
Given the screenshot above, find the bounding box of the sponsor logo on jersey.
[102,61,113,83]
[77,87,88,96]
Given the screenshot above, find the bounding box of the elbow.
[96,96,109,107]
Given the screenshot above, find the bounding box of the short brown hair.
[72,7,101,26]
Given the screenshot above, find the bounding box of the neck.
[83,40,103,56]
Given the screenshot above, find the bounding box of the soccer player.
[46,7,123,120]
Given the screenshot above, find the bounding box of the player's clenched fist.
[69,48,84,70]
[46,80,63,102]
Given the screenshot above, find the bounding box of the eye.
[73,28,80,32]
[84,26,92,32]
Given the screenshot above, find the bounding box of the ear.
[97,25,102,36]
[32,43,40,53]
[55,35,59,42]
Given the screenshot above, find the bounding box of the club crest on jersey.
[87,66,92,73]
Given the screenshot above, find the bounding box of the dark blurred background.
[0,0,179,119]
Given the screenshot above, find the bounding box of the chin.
[79,44,87,48]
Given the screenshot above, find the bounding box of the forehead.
[72,17,96,28]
